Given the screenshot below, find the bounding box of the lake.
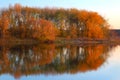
[0,44,120,80]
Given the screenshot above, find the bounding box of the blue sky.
[0,0,120,29]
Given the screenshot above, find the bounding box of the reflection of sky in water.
[0,45,120,80]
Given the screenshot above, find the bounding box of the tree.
[69,24,77,38]
[77,10,109,39]
[14,3,22,13]
[33,19,57,41]
[0,12,9,38]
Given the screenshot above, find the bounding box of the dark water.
[0,44,120,80]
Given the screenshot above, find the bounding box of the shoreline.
[0,38,120,46]
[0,38,38,46]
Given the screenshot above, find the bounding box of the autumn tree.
[69,24,77,38]
[77,10,109,39]
[33,19,57,41]
[0,12,9,38]
[14,3,22,14]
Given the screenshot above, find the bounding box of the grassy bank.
[0,37,120,46]
[0,38,39,46]
[55,38,120,45]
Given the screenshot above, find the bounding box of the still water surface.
[0,44,120,80]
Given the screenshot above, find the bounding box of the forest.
[0,4,110,43]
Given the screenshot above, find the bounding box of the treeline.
[0,4,110,42]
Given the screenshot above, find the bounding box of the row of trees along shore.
[0,4,110,42]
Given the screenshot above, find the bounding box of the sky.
[0,0,120,29]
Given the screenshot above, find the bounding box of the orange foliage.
[0,12,9,38]
[0,4,109,40]
[69,25,77,38]
[14,3,22,13]
[32,19,57,41]
[77,10,89,21]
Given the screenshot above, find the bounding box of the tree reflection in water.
[0,44,113,78]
